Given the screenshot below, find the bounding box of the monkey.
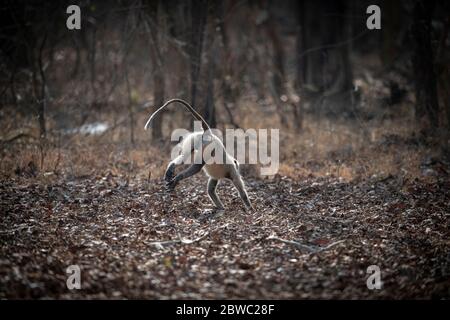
[144,99,253,211]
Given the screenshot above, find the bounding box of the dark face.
[234,159,240,173]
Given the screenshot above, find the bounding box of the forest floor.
[1,100,450,298]
[1,168,449,299]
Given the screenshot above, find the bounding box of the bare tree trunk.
[295,0,307,131]
[202,2,222,128]
[152,70,165,139]
[189,0,207,109]
[412,0,439,128]
[205,57,216,128]
[148,0,164,139]
[296,0,307,89]
[264,8,285,97]
[89,26,97,104]
[34,33,47,139]
[436,17,450,129]
[216,1,239,128]
[340,0,353,93]
[70,35,81,78]
[125,68,135,145]
[260,3,288,127]
[381,0,402,67]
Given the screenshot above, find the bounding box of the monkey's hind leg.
[232,175,253,210]
[207,178,225,210]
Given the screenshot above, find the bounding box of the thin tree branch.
[267,235,346,255]
[146,223,229,249]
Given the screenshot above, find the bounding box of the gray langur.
[144,99,253,211]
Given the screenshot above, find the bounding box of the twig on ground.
[147,223,229,249]
[308,240,346,256]
[267,235,316,252]
[267,235,345,255]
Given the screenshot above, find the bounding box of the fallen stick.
[147,223,229,249]
[267,235,345,255]
[308,240,346,256]
[267,235,316,252]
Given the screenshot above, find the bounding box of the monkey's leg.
[207,178,225,210]
[167,163,204,190]
[232,175,253,210]
[164,155,184,183]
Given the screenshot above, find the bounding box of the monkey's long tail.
[144,98,211,133]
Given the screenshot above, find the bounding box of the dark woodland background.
[0,0,449,299]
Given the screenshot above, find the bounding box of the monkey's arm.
[164,155,184,182]
[167,163,204,190]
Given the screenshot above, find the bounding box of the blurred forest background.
[0,0,449,180]
[0,0,449,299]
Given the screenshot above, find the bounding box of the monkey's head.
[233,159,240,173]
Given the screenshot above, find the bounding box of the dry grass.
[0,96,445,186]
